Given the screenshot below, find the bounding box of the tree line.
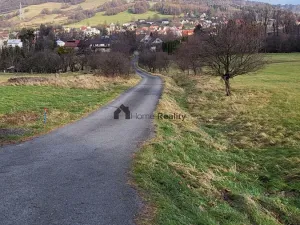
[0,25,136,77]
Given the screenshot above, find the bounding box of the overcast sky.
[252,0,299,4]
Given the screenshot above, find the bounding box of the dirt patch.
[0,112,39,126]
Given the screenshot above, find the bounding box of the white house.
[180,19,190,25]
[83,27,101,36]
[110,23,116,32]
[56,39,65,47]
[162,19,170,25]
[152,38,163,44]
[200,13,207,20]
[140,35,153,44]
[7,39,23,48]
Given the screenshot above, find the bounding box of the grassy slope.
[6,0,107,28]
[134,53,300,225]
[0,73,140,145]
[69,11,172,27]
[4,1,169,28]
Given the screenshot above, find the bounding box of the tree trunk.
[223,74,231,96]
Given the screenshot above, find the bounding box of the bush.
[61,3,70,9]
[40,8,51,15]
[139,51,170,73]
[29,51,61,73]
[88,52,131,77]
[52,8,62,14]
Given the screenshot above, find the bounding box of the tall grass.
[133,53,300,225]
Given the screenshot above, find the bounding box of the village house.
[180,19,190,25]
[140,34,153,44]
[200,13,207,19]
[123,22,137,30]
[109,23,116,33]
[140,34,163,52]
[146,21,155,25]
[150,37,163,52]
[64,40,81,49]
[149,25,160,32]
[81,26,101,36]
[89,36,111,52]
[7,39,23,48]
[56,39,65,47]
[182,29,194,36]
[161,19,170,25]
[137,19,146,23]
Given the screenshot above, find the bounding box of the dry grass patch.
[1,73,140,89]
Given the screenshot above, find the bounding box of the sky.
[252,0,300,4]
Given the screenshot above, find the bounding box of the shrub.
[40,8,51,15]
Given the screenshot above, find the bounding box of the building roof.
[7,39,22,44]
[64,40,80,48]
[89,36,111,45]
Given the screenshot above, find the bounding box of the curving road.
[0,64,163,225]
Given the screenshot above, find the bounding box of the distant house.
[82,26,101,36]
[109,23,116,32]
[180,19,190,25]
[64,40,80,49]
[200,13,207,20]
[162,19,170,25]
[150,38,163,52]
[56,39,65,47]
[7,39,23,48]
[63,27,71,32]
[89,36,111,52]
[149,25,160,32]
[146,21,155,25]
[140,34,153,44]
[6,66,16,73]
[182,29,194,36]
[122,22,137,30]
[152,38,163,44]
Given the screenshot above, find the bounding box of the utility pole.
[19,2,24,20]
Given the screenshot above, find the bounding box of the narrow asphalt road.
[0,64,163,225]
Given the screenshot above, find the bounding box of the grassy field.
[3,1,168,28]
[0,73,140,145]
[70,11,173,27]
[5,0,110,28]
[134,53,300,225]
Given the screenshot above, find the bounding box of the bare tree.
[175,37,203,75]
[88,52,131,77]
[202,21,266,96]
[154,52,170,72]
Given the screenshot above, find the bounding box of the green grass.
[70,10,173,27]
[133,53,300,225]
[4,0,154,28]
[0,74,138,145]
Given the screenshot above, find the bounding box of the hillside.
[0,0,85,14]
[0,0,299,29]
[0,0,108,28]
